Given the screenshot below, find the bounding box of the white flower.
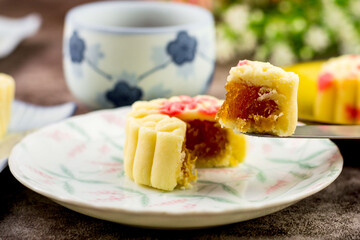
[216,27,237,63]
[322,0,360,54]
[254,45,269,62]
[249,9,264,24]
[269,42,296,66]
[235,30,257,55]
[291,18,307,33]
[215,23,257,63]
[349,0,360,18]
[264,19,287,40]
[223,4,250,33]
[216,39,237,63]
[304,26,330,52]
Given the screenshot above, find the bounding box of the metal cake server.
[244,125,360,139]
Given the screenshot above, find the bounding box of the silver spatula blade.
[244,125,360,139]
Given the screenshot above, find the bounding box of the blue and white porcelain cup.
[63,1,215,109]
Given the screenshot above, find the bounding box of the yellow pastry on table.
[0,74,15,139]
[284,60,322,119]
[314,55,360,124]
[124,95,248,191]
[216,60,299,137]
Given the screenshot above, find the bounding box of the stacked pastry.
[314,55,360,124]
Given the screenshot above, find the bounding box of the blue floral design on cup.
[66,29,213,109]
[106,81,143,107]
[69,31,86,63]
[166,31,197,65]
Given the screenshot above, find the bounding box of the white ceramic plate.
[0,100,76,172]
[9,107,343,229]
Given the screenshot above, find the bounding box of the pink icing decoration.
[237,60,248,66]
[318,72,333,91]
[345,105,360,120]
[198,105,220,116]
[159,95,220,117]
[266,179,287,195]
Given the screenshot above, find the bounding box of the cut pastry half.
[216,60,299,137]
[124,95,247,191]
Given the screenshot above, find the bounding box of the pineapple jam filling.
[185,119,228,160]
[177,120,228,188]
[177,147,197,187]
[218,81,280,130]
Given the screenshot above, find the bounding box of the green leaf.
[290,171,311,179]
[141,195,149,206]
[112,156,123,163]
[102,133,123,151]
[175,194,236,204]
[67,122,90,140]
[243,163,267,182]
[43,166,109,184]
[256,172,266,183]
[298,162,318,169]
[268,155,320,169]
[249,196,269,202]
[197,180,240,197]
[77,179,109,184]
[221,184,240,197]
[299,149,329,162]
[42,168,68,179]
[116,186,149,207]
[60,164,75,178]
[296,177,324,191]
[118,171,125,177]
[267,158,295,164]
[64,181,74,194]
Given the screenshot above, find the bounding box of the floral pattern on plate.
[0,100,76,172]
[8,106,343,229]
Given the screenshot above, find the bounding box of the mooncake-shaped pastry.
[0,74,15,139]
[216,60,299,136]
[124,95,247,191]
[314,55,360,124]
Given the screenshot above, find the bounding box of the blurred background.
[213,0,360,66]
[1,0,360,112]
[167,0,360,67]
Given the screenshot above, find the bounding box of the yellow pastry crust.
[125,113,196,191]
[314,55,360,124]
[0,74,15,139]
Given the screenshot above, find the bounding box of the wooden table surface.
[0,0,359,239]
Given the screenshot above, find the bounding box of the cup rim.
[65,1,214,34]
